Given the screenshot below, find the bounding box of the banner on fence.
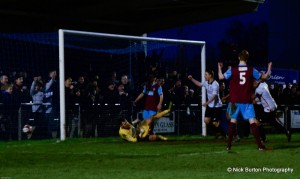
[153,112,175,133]
[256,68,299,85]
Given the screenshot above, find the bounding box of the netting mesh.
[0,33,58,140]
[0,33,58,77]
[0,31,205,141]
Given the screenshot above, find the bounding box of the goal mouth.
[0,30,206,141]
[59,29,207,140]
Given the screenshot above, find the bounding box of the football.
[22,125,33,133]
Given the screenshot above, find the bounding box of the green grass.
[0,134,299,179]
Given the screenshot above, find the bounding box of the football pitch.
[0,134,299,179]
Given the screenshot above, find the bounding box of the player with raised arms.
[218,50,272,151]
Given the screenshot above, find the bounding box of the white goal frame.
[58,29,207,141]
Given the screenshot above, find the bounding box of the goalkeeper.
[119,104,172,142]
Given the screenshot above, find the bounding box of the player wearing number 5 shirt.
[218,50,272,151]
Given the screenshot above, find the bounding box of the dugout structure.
[58,29,206,141]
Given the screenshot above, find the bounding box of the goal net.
[0,30,206,141]
[59,29,206,141]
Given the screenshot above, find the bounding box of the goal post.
[58,30,66,141]
[58,29,207,141]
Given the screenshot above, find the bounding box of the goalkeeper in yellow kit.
[119,103,172,142]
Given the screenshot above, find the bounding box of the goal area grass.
[0,134,299,179]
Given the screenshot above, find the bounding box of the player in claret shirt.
[218,50,272,151]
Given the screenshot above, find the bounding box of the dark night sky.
[149,0,300,70]
[1,0,299,83]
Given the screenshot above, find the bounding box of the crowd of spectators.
[0,62,203,140]
[1,61,300,140]
[269,82,300,106]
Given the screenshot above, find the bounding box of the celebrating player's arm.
[188,75,207,106]
[260,62,272,80]
[187,75,202,87]
[188,74,217,106]
[218,62,225,80]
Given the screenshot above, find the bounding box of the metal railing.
[0,103,204,140]
[3,102,298,140]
